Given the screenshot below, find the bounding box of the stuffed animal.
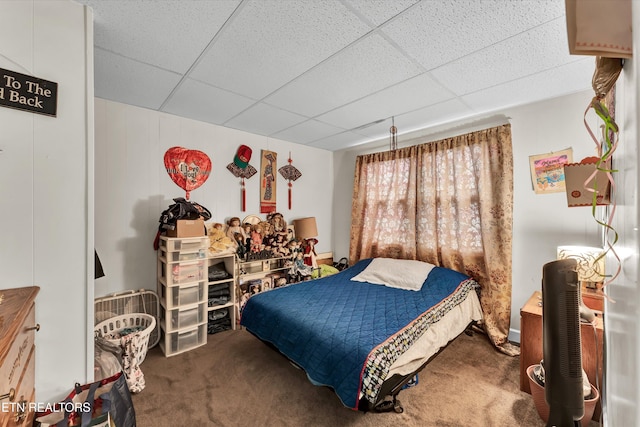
[208,223,235,254]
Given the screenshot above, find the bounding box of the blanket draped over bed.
[240,258,479,409]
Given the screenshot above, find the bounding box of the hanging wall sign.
[260,150,277,214]
[0,68,58,117]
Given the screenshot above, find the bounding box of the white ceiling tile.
[225,103,309,137]
[382,0,565,69]
[461,59,594,111]
[265,33,424,117]
[355,98,475,138]
[308,131,375,151]
[76,0,240,74]
[431,19,587,96]
[316,72,455,130]
[94,48,182,110]
[272,120,346,145]
[189,0,371,100]
[162,78,256,125]
[344,0,420,26]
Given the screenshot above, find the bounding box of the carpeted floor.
[132,329,600,426]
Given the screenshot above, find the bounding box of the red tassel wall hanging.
[226,145,256,212]
[278,152,302,210]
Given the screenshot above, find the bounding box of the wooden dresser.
[0,286,40,427]
[519,290,604,421]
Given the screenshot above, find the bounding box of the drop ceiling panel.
[382,0,565,70]
[431,19,585,96]
[272,119,346,145]
[94,48,182,110]
[265,33,424,118]
[308,131,375,151]
[224,102,308,137]
[162,78,256,125]
[461,59,594,111]
[189,0,371,100]
[355,98,475,139]
[316,72,455,130]
[344,0,420,26]
[77,0,240,74]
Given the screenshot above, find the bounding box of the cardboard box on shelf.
[166,218,206,238]
[564,157,611,207]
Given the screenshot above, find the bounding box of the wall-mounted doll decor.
[260,150,277,214]
[528,148,573,195]
[226,145,257,211]
[278,152,302,210]
[163,146,212,200]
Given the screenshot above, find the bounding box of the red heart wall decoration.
[164,146,212,200]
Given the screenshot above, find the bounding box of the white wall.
[333,89,604,339]
[0,0,94,402]
[94,98,334,297]
[603,5,639,424]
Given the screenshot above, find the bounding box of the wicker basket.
[95,313,156,365]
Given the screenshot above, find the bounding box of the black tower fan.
[542,258,584,427]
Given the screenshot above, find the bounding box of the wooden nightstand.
[519,291,604,420]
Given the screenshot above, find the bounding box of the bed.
[239,257,483,412]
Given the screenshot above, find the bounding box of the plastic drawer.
[158,259,205,286]
[161,248,207,262]
[159,236,209,252]
[170,324,206,354]
[164,303,205,331]
[160,281,205,309]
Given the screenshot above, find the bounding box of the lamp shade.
[557,246,605,283]
[293,217,318,240]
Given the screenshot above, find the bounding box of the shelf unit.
[206,253,237,334]
[157,235,209,357]
[237,257,289,314]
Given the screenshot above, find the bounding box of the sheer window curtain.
[349,124,517,355]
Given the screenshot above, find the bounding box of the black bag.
[34,371,136,427]
[153,197,211,249]
[333,257,349,271]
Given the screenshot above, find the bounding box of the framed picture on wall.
[529,148,573,194]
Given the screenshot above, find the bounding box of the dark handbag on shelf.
[35,371,136,427]
[333,257,349,271]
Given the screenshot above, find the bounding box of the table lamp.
[557,245,605,322]
[556,246,605,290]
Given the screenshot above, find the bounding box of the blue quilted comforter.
[240,258,478,409]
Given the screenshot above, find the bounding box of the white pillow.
[350,258,435,291]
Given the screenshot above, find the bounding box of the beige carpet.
[132,329,599,427]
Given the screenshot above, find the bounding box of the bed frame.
[252,320,480,414]
[361,321,480,414]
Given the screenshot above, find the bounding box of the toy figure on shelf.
[226,217,246,243]
[302,238,318,268]
[250,224,263,254]
[226,217,248,257]
[291,252,312,279]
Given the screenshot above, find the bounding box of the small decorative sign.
[0,68,58,117]
[529,148,573,194]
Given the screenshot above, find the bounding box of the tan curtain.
[350,124,517,356]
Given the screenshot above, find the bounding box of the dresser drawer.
[0,303,35,394]
[1,345,35,427]
[0,303,36,427]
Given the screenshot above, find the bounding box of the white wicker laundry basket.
[94,313,156,365]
